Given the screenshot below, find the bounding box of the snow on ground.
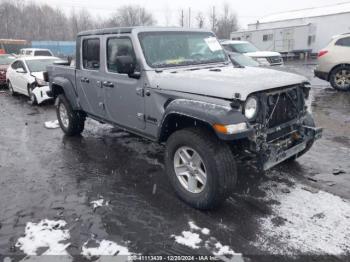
[255,182,350,255]
[172,221,244,262]
[91,198,110,210]
[44,120,60,129]
[15,220,71,256]
[172,231,202,249]
[81,239,131,258]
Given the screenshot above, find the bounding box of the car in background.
[19,48,54,57]
[221,40,283,66]
[315,33,350,91]
[226,51,260,67]
[0,54,16,87]
[6,56,62,104]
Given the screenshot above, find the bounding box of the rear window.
[82,38,100,70]
[335,36,350,47]
[35,50,52,56]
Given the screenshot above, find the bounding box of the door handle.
[81,77,89,83]
[102,81,114,88]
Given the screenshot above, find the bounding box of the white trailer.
[231,24,317,54]
[232,2,350,55]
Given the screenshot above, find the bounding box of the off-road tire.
[165,128,237,210]
[330,65,350,91]
[8,81,16,96]
[56,94,85,136]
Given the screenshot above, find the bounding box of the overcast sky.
[32,0,342,28]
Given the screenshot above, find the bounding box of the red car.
[0,54,15,86]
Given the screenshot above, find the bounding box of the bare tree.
[108,5,155,27]
[214,3,238,39]
[196,12,205,28]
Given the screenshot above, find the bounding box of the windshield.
[0,55,15,65]
[225,42,259,53]
[139,32,228,68]
[35,50,52,56]
[26,59,58,72]
[229,53,259,67]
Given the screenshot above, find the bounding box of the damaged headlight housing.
[244,96,258,120]
[35,78,48,87]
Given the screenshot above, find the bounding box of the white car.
[19,48,54,57]
[315,33,350,91]
[221,40,283,66]
[6,56,61,104]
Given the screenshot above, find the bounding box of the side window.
[82,38,100,70]
[335,37,350,47]
[11,61,19,69]
[263,34,273,42]
[107,37,135,73]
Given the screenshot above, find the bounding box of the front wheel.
[28,87,37,105]
[8,81,16,96]
[165,128,237,210]
[330,65,350,91]
[56,94,85,136]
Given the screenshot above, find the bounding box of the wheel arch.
[328,63,350,81]
[159,113,217,143]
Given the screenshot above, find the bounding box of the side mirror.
[116,55,136,76]
[16,68,25,73]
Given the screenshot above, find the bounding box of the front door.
[76,37,105,118]
[101,35,145,130]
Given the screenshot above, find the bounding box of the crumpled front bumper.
[32,85,52,104]
[262,125,323,171]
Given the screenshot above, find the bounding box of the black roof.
[77,27,211,37]
[78,27,134,37]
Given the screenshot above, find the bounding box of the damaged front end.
[245,84,323,171]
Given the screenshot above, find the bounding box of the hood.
[148,66,307,101]
[245,51,281,58]
[30,72,45,80]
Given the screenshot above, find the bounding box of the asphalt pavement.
[0,61,349,262]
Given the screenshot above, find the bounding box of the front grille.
[266,88,300,128]
[267,56,282,64]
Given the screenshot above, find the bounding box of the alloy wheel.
[173,146,207,194]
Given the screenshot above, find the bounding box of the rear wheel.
[330,65,350,91]
[165,128,237,210]
[56,94,85,136]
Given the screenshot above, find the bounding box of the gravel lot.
[0,60,349,262]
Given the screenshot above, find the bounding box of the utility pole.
[212,6,216,31]
[188,7,191,28]
[181,9,184,27]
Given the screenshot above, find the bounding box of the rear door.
[76,37,105,118]
[101,35,145,130]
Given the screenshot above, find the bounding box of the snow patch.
[172,231,202,249]
[172,221,243,261]
[81,239,130,258]
[44,120,60,129]
[91,198,109,210]
[255,183,350,255]
[15,219,70,256]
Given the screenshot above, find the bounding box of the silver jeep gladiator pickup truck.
[47,27,322,210]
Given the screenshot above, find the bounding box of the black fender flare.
[50,76,80,109]
[159,99,252,141]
